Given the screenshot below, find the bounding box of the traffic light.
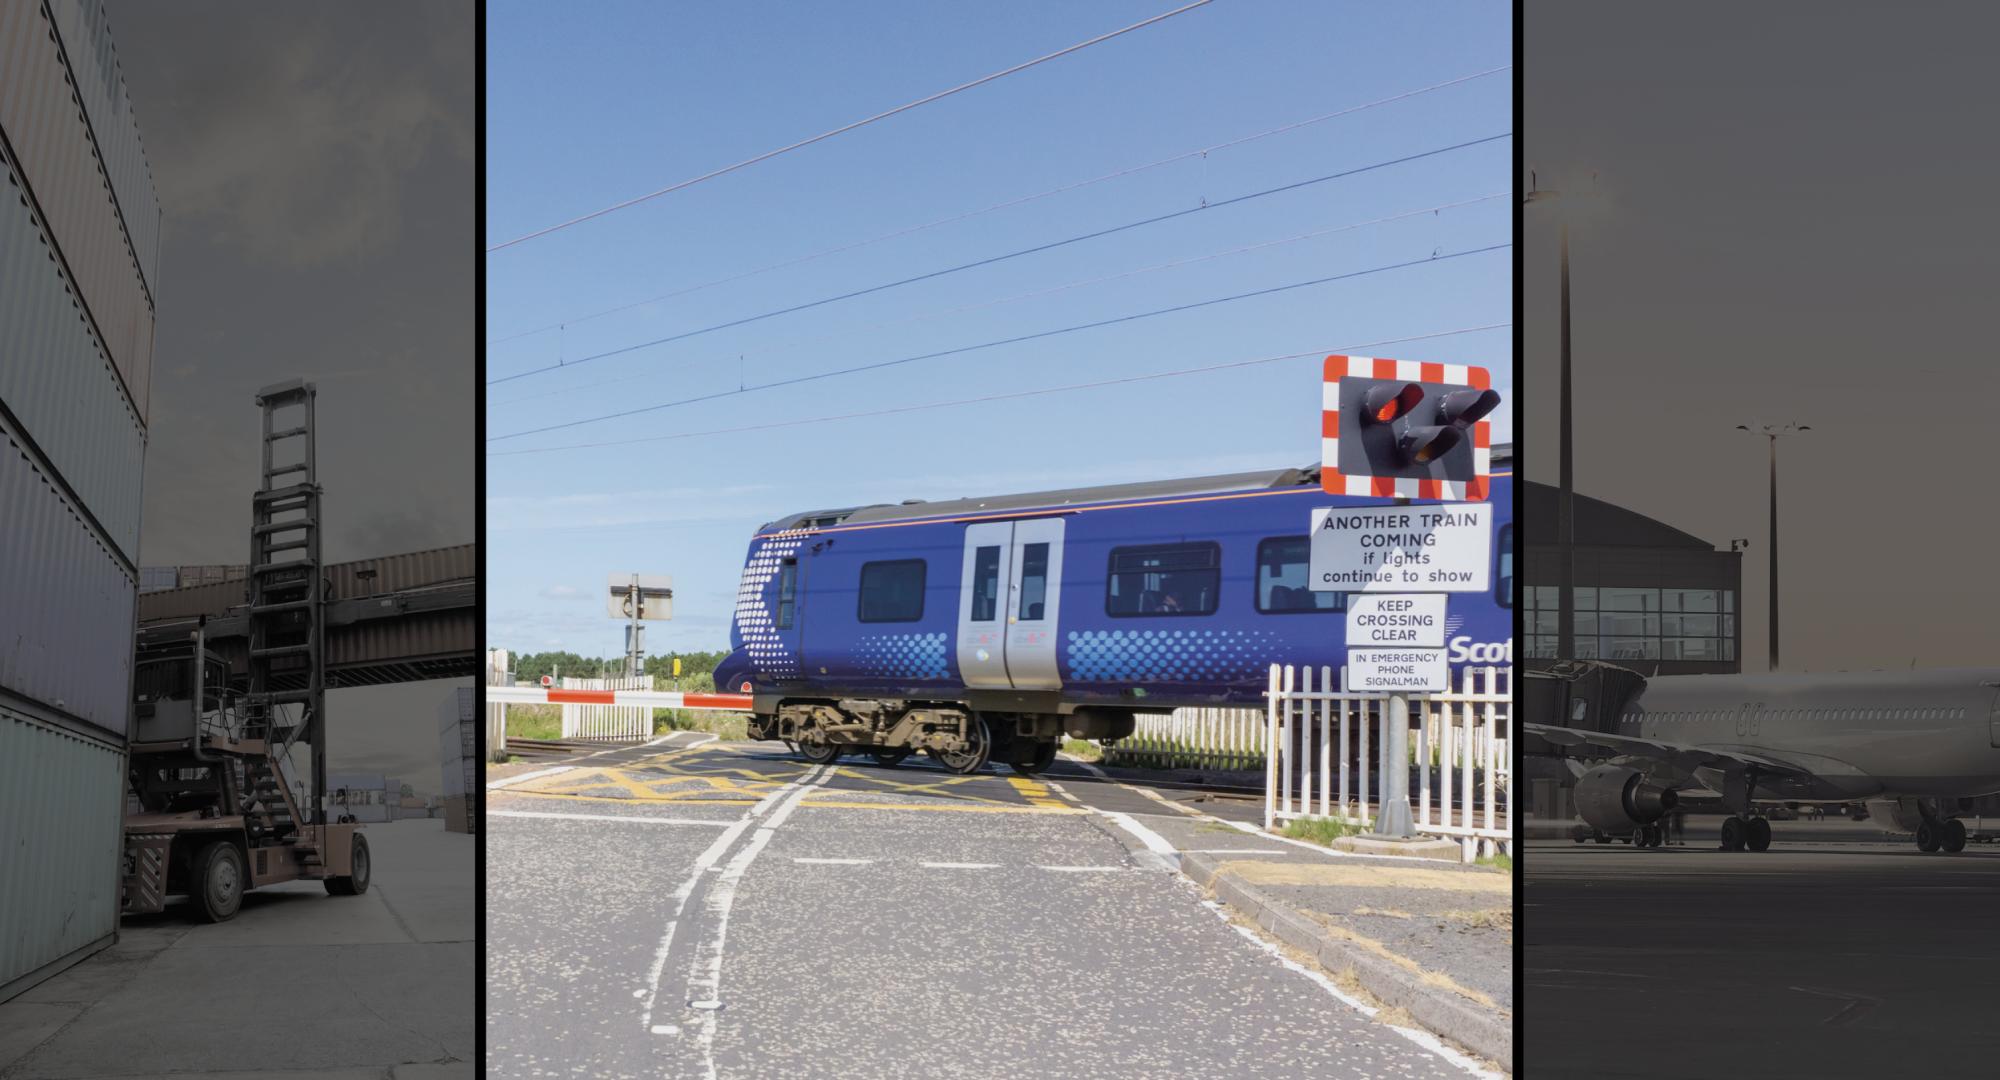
[1321,355,1497,499]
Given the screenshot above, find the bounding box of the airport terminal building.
[1523,481,1744,676]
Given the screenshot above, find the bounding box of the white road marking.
[1037,865,1126,873]
[918,861,1000,870]
[1182,848,1287,855]
[489,809,733,827]
[792,857,874,865]
[485,765,574,790]
[637,765,825,1038]
[683,766,828,1080]
[1098,810,1180,872]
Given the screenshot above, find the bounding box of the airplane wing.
[1525,723,1812,782]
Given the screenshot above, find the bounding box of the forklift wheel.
[192,841,245,923]
[326,832,371,896]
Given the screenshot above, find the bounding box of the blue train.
[714,465,1514,774]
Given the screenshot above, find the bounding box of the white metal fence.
[1102,707,1266,772]
[485,649,509,761]
[1265,663,1511,859]
[560,674,654,741]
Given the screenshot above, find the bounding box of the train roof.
[759,444,1515,533]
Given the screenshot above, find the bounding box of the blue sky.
[485,1,1511,657]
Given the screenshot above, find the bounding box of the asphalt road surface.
[486,735,1495,1079]
[1525,834,2000,1078]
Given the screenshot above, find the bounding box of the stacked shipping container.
[0,0,160,1002]
[439,686,476,833]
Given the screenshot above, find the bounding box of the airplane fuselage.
[1618,669,2000,801]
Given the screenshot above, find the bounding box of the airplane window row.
[1625,707,1969,725]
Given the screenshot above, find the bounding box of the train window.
[1496,524,1514,608]
[776,559,797,628]
[1106,543,1220,617]
[858,559,926,622]
[1018,543,1050,621]
[1255,537,1341,614]
[969,546,1001,622]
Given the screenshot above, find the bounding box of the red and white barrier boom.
[487,685,754,711]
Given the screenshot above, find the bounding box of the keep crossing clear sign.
[1346,594,1446,648]
[1307,503,1491,593]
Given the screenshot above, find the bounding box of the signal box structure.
[1320,355,1497,500]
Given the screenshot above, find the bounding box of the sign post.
[1309,354,1498,841]
[608,573,674,677]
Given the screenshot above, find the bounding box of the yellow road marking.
[492,789,762,807]
[1004,774,1070,810]
[797,799,1087,814]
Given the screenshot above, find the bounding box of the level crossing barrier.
[1102,707,1265,771]
[1264,663,1511,860]
[557,675,656,740]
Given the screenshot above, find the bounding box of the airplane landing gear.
[1913,808,1968,853]
[1720,815,1772,852]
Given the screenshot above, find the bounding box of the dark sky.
[107,0,475,787]
[1524,0,2000,671]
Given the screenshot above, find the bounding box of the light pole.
[1524,173,1574,660]
[1736,423,1810,671]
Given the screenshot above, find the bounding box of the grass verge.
[1061,738,1103,762]
[1282,814,1367,846]
[1475,853,1512,873]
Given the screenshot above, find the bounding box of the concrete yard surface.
[1524,836,2000,1078]
[0,819,474,1080]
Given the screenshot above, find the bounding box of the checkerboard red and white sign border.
[1320,355,1492,500]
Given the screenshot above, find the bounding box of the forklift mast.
[245,380,326,825]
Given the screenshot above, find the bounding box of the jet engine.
[1574,765,1679,832]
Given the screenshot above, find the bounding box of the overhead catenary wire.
[489,241,1508,443]
[486,323,1511,457]
[485,65,1511,345]
[488,192,1509,408]
[486,0,1216,253]
[487,132,1511,386]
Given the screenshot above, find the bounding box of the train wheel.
[797,740,842,765]
[868,748,912,767]
[1011,740,1057,775]
[936,716,991,775]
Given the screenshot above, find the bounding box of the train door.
[957,524,1013,689]
[1006,518,1066,690]
[954,518,1066,690]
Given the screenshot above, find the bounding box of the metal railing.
[560,674,654,741]
[1264,663,1511,860]
[1102,707,1266,772]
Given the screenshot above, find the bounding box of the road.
[1524,830,2000,1078]
[486,734,1495,1079]
[0,818,474,1080]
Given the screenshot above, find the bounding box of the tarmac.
[1524,820,2000,1078]
[484,733,1511,1078]
[0,818,474,1080]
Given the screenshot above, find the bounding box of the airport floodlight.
[1321,355,1496,500]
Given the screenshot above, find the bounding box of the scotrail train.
[713,464,1514,774]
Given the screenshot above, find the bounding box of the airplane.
[1529,668,2000,853]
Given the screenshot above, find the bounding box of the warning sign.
[1308,502,1491,593]
[1345,594,1446,648]
[1348,648,1447,693]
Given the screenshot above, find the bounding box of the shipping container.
[438,687,475,800]
[1,140,147,562]
[0,1,156,1003]
[0,409,136,738]
[0,704,125,1002]
[0,1,158,417]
